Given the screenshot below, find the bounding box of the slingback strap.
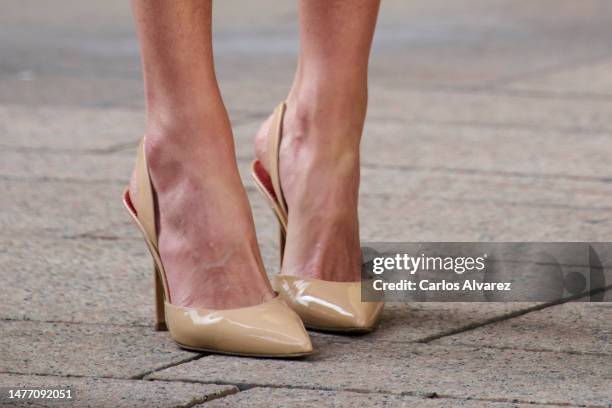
[129,138,171,302]
[267,102,289,224]
[132,138,158,247]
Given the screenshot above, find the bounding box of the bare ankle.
[253,81,366,176]
[284,78,367,145]
[289,70,368,118]
[144,95,233,153]
[144,109,236,170]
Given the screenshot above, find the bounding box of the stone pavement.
[1,0,611,406]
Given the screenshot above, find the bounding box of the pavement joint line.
[130,353,206,380]
[5,172,612,214]
[0,371,102,380]
[61,228,612,267]
[374,80,612,103]
[423,394,580,408]
[96,141,139,154]
[394,119,612,138]
[362,162,612,185]
[143,377,581,407]
[425,342,612,358]
[62,231,124,241]
[409,392,580,408]
[236,113,612,137]
[180,388,240,408]
[62,233,140,241]
[7,158,612,186]
[0,174,126,185]
[142,379,406,398]
[234,113,612,137]
[0,142,138,156]
[418,284,612,344]
[416,195,612,212]
[0,370,240,406]
[453,87,612,103]
[0,370,143,382]
[1,121,611,161]
[0,317,151,329]
[2,73,612,117]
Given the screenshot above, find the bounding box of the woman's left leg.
[254,0,381,282]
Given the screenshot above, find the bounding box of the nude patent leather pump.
[251,102,384,332]
[122,138,313,357]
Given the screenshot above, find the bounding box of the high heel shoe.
[251,102,384,333]
[123,138,313,357]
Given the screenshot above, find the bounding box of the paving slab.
[203,387,542,408]
[0,320,197,378]
[0,178,125,239]
[148,339,612,407]
[0,373,235,408]
[435,300,612,355]
[0,237,152,325]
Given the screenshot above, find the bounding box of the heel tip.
[155,322,168,332]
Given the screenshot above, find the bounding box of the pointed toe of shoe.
[280,317,314,355]
[164,296,312,357]
[273,275,384,333]
[268,304,313,355]
[352,300,384,332]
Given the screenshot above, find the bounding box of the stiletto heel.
[154,264,167,332]
[251,102,384,333]
[278,225,286,265]
[123,137,313,357]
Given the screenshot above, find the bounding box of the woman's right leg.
[130,0,274,309]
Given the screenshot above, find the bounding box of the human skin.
[129,0,380,309]
[255,0,381,282]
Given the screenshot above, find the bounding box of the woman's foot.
[130,106,275,310]
[254,85,367,282]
